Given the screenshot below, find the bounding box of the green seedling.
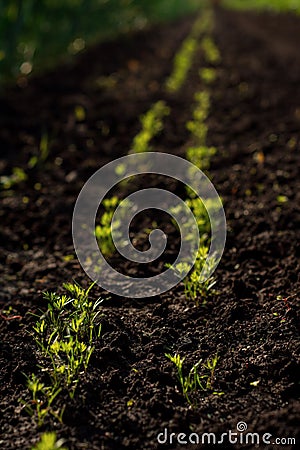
[165,353,219,405]
[185,88,217,180]
[277,195,288,204]
[185,197,211,238]
[95,196,120,256]
[95,74,118,90]
[194,90,211,114]
[165,37,198,93]
[31,432,67,450]
[187,196,223,238]
[203,353,219,390]
[95,196,133,256]
[23,282,102,424]
[28,132,49,169]
[115,163,126,176]
[191,9,214,37]
[199,67,217,84]
[74,105,86,122]
[22,373,63,426]
[186,145,216,171]
[131,101,170,153]
[186,121,208,145]
[0,166,27,190]
[165,9,215,93]
[1,133,50,191]
[168,245,216,305]
[191,246,217,303]
[170,196,218,244]
[186,90,210,146]
[201,36,221,64]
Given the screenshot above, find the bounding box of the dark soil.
[0,8,299,450]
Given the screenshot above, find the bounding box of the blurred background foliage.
[0,0,299,85]
[0,0,202,84]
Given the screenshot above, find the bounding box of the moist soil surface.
[0,7,300,450]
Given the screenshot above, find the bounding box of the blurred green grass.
[224,0,300,13]
[0,0,204,84]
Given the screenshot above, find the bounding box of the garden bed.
[0,7,299,450]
